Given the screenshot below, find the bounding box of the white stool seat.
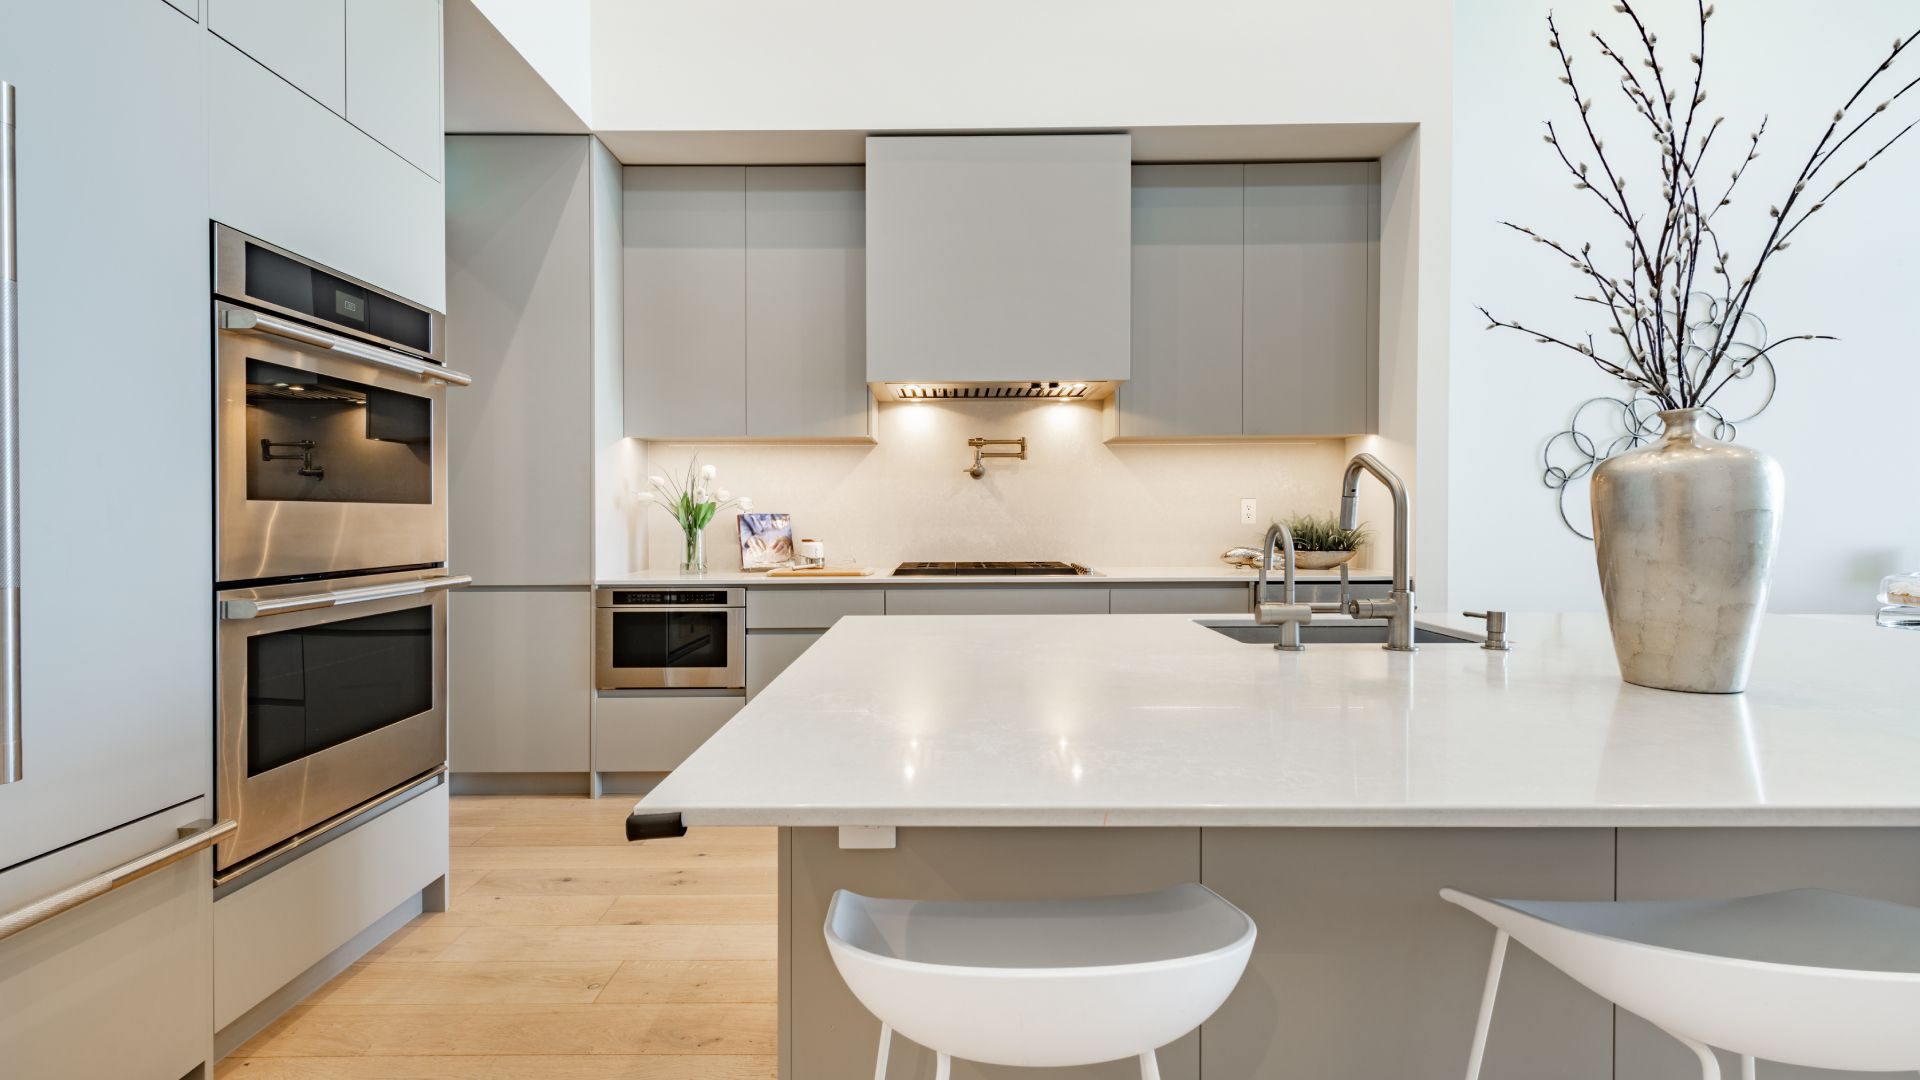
[1443,887,1920,1076]
[826,883,1255,1073]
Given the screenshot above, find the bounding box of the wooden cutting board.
[764,566,876,578]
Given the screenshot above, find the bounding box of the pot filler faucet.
[1256,453,1417,652]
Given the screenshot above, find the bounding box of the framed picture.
[737,512,794,570]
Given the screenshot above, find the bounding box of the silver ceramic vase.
[1590,408,1784,693]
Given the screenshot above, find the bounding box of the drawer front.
[215,783,448,1029]
[746,587,884,629]
[884,587,1111,616]
[747,631,822,700]
[596,693,744,773]
[1109,585,1252,614]
[1289,580,1392,605]
[0,817,213,1080]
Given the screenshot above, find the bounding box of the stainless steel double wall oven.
[213,225,471,876]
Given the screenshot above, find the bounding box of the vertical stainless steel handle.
[1,81,20,785]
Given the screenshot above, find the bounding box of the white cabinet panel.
[208,32,447,312]
[0,801,213,1080]
[746,631,820,700]
[451,590,591,773]
[623,166,747,437]
[208,0,347,115]
[1109,585,1252,615]
[446,137,593,584]
[161,0,200,20]
[746,166,870,438]
[884,588,1110,616]
[0,0,211,869]
[215,784,448,1028]
[745,587,884,630]
[346,0,443,179]
[596,692,742,773]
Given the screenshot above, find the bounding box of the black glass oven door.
[610,609,732,672]
[246,605,434,776]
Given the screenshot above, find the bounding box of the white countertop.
[597,564,1389,587]
[638,612,1920,828]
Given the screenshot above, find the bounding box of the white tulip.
[717,488,732,502]
[647,475,667,488]
[633,491,655,503]
[738,496,754,511]
[694,486,709,502]
[700,464,718,482]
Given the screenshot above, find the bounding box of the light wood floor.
[217,795,779,1079]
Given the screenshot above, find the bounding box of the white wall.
[471,0,594,122]
[639,404,1355,573]
[1451,0,1920,614]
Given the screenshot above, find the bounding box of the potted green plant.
[635,456,752,575]
[1227,515,1370,571]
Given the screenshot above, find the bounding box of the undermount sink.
[1204,621,1479,646]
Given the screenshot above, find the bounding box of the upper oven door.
[216,299,468,584]
[215,572,466,872]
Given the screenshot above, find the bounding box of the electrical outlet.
[1240,499,1258,525]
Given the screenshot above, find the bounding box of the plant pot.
[1292,551,1358,571]
[680,527,707,575]
[1590,408,1784,693]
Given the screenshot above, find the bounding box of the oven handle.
[220,308,473,387]
[1,82,20,785]
[0,819,237,943]
[222,574,472,620]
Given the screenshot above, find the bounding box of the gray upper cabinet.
[623,167,749,438]
[345,0,443,179]
[625,165,872,441]
[1242,161,1379,437]
[1115,164,1246,439]
[746,167,870,439]
[208,0,347,115]
[446,136,595,586]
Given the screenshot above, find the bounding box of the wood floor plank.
[437,923,776,963]
[217,1055,778,1078]
[597,960,778,1004]
[471,866,776,896]
[450,845,774,871]
[599,894,776,925]
[305,961,621,1005]
[236,1003,776,1057]
[422,893,618,927]
[219,795,783,1076]
[358,924,468,962]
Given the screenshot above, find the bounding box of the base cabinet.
[596,692,743,773]
[747,631,821,700]
[0,817,215,1080]
[451,589,592,774]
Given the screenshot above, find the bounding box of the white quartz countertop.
[597,564,1388,587]
[637,612,1920,828]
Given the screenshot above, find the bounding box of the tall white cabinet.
[0,1,214,1076]
[446,136,626,787]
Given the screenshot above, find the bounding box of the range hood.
[865,134,1131,401]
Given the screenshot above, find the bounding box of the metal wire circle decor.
[1543,294,1779,540]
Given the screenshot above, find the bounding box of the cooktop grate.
[893,561,1090,577]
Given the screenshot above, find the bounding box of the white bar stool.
[824,883,1255,1079]
[1442,887,1920,1078]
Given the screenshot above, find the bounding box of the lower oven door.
[216,573,461,872]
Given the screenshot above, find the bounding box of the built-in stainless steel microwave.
[212,224,470,585]
[596,587,747,690]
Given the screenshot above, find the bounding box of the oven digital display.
[612,590,729,606]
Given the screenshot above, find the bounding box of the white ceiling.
[443,0,587,135]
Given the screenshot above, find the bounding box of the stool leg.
[872,1023,891,1080]
[934,1052,951,1080]
[1740,1055,1755,1080]
[1463,929,1510,1080]
[1670,1033,1721,1080]
[1139,1049,1161,1080]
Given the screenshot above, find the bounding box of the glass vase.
[680,526,707,576]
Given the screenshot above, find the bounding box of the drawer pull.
[0,819,236,942]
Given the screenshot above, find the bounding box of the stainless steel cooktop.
[892,561,1094,577]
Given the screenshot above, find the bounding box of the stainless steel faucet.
[1254,521,1311,651]
[1339,453,1417,651]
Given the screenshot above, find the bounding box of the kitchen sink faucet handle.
[1463,611,1514,652]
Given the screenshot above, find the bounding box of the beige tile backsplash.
[635,400,1352,572]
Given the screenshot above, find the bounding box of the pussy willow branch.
[1490,2,1919,411]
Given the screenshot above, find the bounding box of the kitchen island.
[636,612,1920,1080]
